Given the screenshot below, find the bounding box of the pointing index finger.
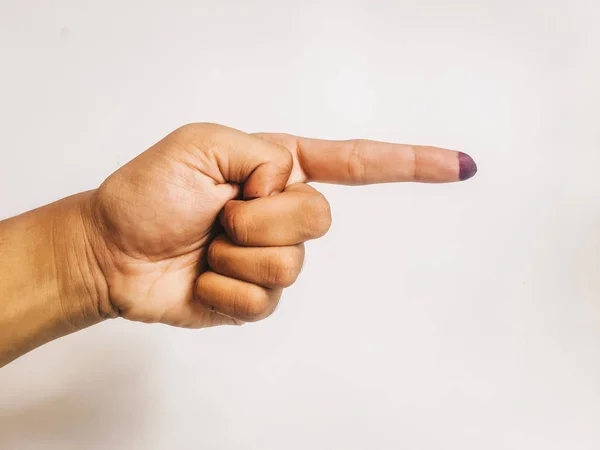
[293,136,477,185]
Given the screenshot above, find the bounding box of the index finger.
[297,137,477,185]
[256,134,477,185]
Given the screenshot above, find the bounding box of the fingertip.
[218,199,242,230]
[215,182,241,203]
[458,152,478,181]
[242,161,290,199]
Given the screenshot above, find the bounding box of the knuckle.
[279,145,294,169]
[304,193,332,238]
[173,123,225,144]
[223,206,250,245]
[269,152,293,187]
[194,274,209,301]
[197,122,227,140]
[207,239,223,270]
[267,251,301,287]
[173,123,201,139]
[240,286,273,322]
[346,139,367,183]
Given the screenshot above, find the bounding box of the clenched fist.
[85,123,476,328]
[0,122,477,366]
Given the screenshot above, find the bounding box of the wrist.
[0,191,115,366]
[51,191,117,330]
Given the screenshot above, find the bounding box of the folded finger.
[219,183,331,247]
[195,271,282,322]
[208,234,305,288]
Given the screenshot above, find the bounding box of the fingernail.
[212,308,245,326]
[458,152,478,181]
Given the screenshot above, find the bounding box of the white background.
[1,1,599,449]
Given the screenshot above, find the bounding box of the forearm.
[0,191,109,367]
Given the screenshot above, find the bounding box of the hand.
[85,123,476,328]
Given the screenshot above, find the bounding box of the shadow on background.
[0,366,149,450]
[0,329,159,450]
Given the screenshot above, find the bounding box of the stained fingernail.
[458,152,478,181]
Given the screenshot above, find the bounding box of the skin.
[0,123,476,367]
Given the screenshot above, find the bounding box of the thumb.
[175,123,293,199]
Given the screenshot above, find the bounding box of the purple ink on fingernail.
[458,152,478,181]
